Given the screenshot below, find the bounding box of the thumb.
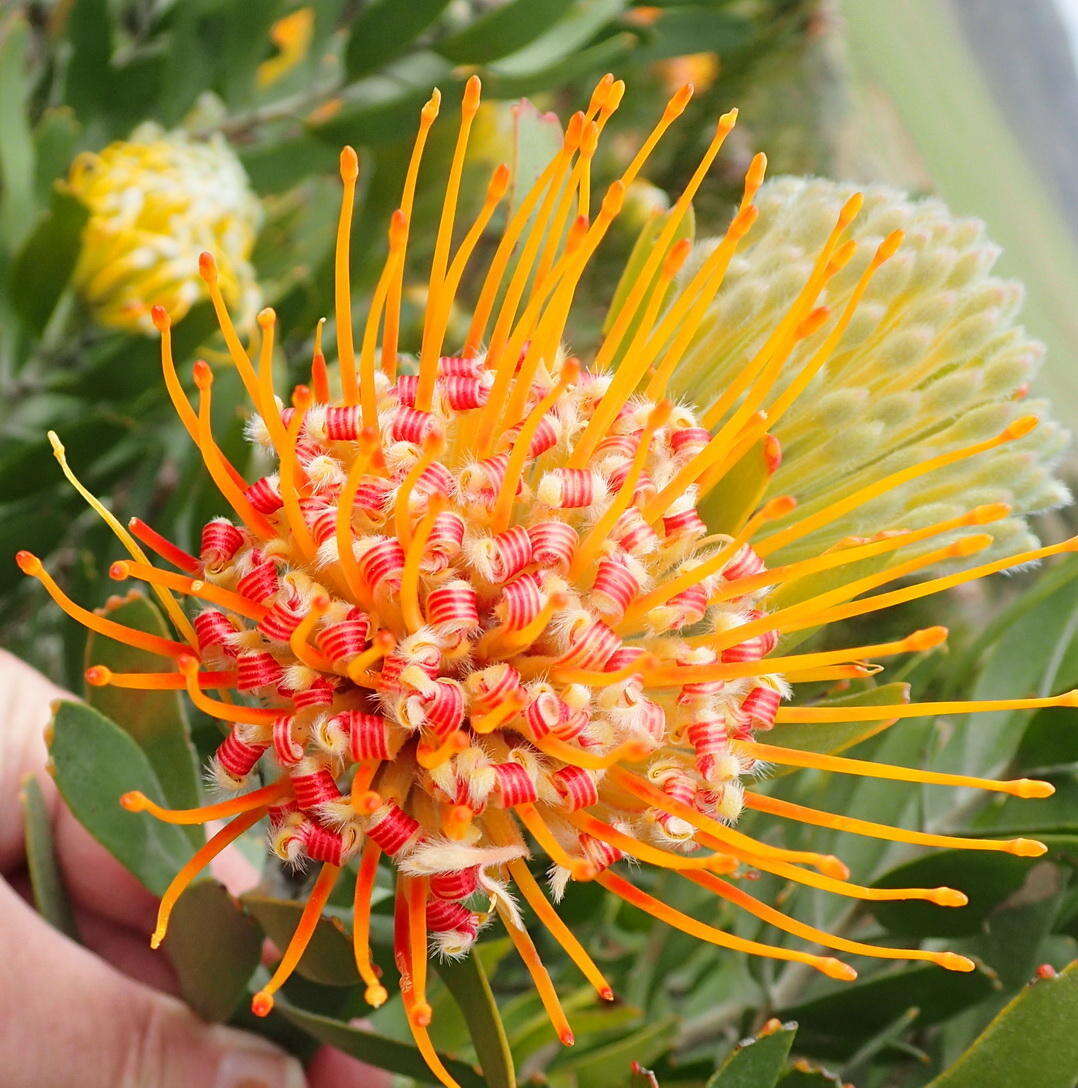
[0,880,305,1088]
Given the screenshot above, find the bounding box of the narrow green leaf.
[63,0,114,124]
[84,592,202,833]
[707,1021,797,1088]
[482,31,636,101]
[47,700,194,896]
[629,1063,661,1087]
[435,0,575,65]
[552,1015,677,1086]
[241,892,359,986]
[273,998,487,1087]
[778,962,995,1061]
[33,107,82,201]
[488,0,627,77]
[700,435,775,537]
[163,879,262,1022]
[435,951,515,1088]
[345,0,452,78]
[19,774,79,939]
[925,961,1078,1088]
[766,681,911,759]
[0,11,36,249]
[508,99,564,219]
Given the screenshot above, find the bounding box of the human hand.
[0,648,388,1088]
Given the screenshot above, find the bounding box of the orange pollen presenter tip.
[251,993,274,1017]
[120,790,148,811]
[85,666,111,686]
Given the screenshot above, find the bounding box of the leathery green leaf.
[436,950,516,1088]
[700,434,778,536]
[434,0,575,65]
[240,892,360,986]
[20,774,79,939]
[47,700,194,896]
[84,591,202,834]
[707,1020,797,1088]
[552,1015,677,1086]
[273,998,487,1088]
[925,961,1078,1088]
[163,879,262,1022]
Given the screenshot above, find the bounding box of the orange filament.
[494,897,575,1046]
[683,871,973,972]
[335,147,360,403]
[442,804,473,840]
[598,870,857,980]
[252,862,341,1016]
[277,385,318,563]
[416,75,481,409]
[739,739,1057,800]
[484,594,568,659]
[121,777,290,824]
[756,416,1040,558]
[395,428,445,547]
[764,535,1078,636]
[151,806,267,948]
[507,858,614,1000]
[492,360,580,531]
[288,594,334,672]
[472,690,527,735]
[644,627,947,686]
[784,664,880,683]
[178,656,279,724]
[767,231,904,428]
[335,431,381,612]
[404,875,432,1027]
[350,762,382,815]
[47,429,198,646]
[572,112,739,466]
[514,803,595,881]
[621,495,795,627]
[17,553,189,659]
[690,535,994,652]
[401,496,446,632]
[384,91,440,379]
[85,665,236,690]
[359,209,406,420]
[191,362,275,540]
[353,842,388,1006]
[713,505,1012,604]
[127,518,199,574]
[744,792,1049,857]
[346,630,395,685]
[253,308,294,468]
[531,733,650,771]
[618,82,693,188]
[416,729,469,770]
[572,400,675,578]
[110,559,268,623]
[567,811,735,873]
[701,193,863,430]
[769,693,1076,725]
[693,411,778,505]
[607,767,849,877]
[198,253,265,409]
[310,317,329,402]
[464,114,581,356]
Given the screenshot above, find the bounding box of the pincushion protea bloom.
[68,125,261,334]
[20,75,1076,1088]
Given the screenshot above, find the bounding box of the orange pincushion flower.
[20,75,1076,1088]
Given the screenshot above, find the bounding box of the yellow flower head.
[68,125,262,334]
[22,75,1076,1088]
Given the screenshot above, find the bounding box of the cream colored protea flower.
[673,177,1072,565]
[21,75,1076,1088]
[68,125,262,334]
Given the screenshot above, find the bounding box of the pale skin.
[0,649,390,1088]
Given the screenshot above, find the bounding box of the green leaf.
[925,961,1078,1088]
[19,774,79,939]
[488,0,627,77]
[552,1015,677,1086]
[33,107,82,201]
[777,1062,845,1088]
[870,846,1072,939]
[9,187,88,335]
[345,0,452,78]
[707,1021,797,1088]
[778,961,995,1061]
[83,592,202,831]
[272,998,487,1088]
[240,892,359,986]
[765,681,912,759]
[0,11,36,249]
[700,435,776,537]
[434,0,576,65]
[629,1063,661,1088]
[163,879,262,1022]
[482,31,636,101]
[508,99,564,219]
[47,700,194,896]
[63,0,114,125]
[435,951,515,1088]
